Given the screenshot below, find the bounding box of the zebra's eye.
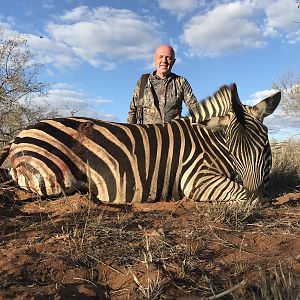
[220,114,230,121]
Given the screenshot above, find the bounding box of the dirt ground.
[1,186,300,299]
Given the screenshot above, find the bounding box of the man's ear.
[171,58,176,67]
[252,91,281,120]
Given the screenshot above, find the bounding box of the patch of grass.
[269,138,300,197]
[236,266,300,300]
[130,227,169,300]
[201,200,259,229]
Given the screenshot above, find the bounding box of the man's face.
[154,46,175,78]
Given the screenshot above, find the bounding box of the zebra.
[0,83,280,204]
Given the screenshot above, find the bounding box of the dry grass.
[71,202,299,299]
[1,138,300,299]
[269,138,300,197]
[233,266,300,300]
[1,190,300,299]
[201,200,259,230]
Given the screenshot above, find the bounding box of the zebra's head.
[202,84,281,200]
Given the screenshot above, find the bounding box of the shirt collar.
[151,71,174,81]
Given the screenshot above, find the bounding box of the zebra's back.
[9,118,194,203]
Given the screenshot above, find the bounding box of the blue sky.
[1,0,300,140]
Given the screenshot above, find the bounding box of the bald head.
[154,44,176,79]
[155,45,175,58]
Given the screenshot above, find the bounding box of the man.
[127,44,198,124]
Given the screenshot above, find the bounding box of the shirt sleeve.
[127,78,141,124]
[182,78,198,115]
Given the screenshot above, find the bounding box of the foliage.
[0,27,57,146]
[269,138,300,197]
[272,70,300,117]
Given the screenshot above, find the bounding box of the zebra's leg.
[181,173,249,204]
[10,164,69,197]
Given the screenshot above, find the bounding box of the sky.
[0,0,300,140]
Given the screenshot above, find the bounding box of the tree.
[65,103,80,117]
[272,70,300,117]
[0,27,57,146]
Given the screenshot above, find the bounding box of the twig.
[246,223,275,228]
[208,225,268,257]
[109,288,130,294]
[206,280,246,299]
[165,200,186,222]
[283,212,300,216]
[208,224,241,232]
[87,254,125,275]
[73,277,99,291]
[80,206,90,250]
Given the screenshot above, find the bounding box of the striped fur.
[0,84,281,203]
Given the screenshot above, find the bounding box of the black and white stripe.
[0,84,281,203]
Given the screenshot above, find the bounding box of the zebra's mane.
[191,83,244,123]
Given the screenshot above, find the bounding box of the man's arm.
[127,79,141,124]
[182,78,198,115]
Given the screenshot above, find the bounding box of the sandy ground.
[1,187,300,299]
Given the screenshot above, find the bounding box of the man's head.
[154,45,176,79]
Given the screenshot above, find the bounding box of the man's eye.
[158,55,173,60]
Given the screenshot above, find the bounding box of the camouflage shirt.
[127,72,198,124]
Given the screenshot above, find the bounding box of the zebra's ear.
[252,91,281,120]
